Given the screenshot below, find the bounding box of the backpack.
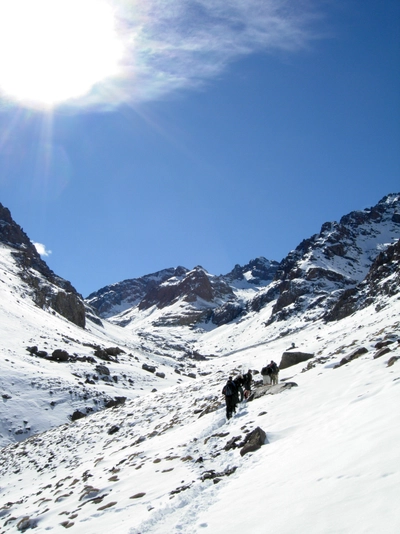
[222,382,233,396]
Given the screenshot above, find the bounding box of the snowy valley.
[0,194,399,533]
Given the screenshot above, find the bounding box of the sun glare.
[0,0,124,109]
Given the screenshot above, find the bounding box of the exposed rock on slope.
[87,258,279,328]
[86,266,189,318]
[0,203,85,327]
[325,238,400,321]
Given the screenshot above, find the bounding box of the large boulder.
[240,427,267,456]
[279,351,314,369]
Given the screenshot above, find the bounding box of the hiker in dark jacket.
[269,360,279,385]
[242,369,252,399]
[222,377,237,419]
[233,375,244,403]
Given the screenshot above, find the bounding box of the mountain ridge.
[87,193,400,331]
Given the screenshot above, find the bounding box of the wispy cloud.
[33,242,52,257]
[69,0,322,109]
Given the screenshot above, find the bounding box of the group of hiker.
[261,360,279,385]
[221,370,253,419]
[222,361,279,420]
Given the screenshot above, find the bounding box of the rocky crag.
[0,203,85,327]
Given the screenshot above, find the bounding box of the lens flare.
[0,0,124,109]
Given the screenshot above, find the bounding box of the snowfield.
[1,279,399,532]
[1,195,400,533]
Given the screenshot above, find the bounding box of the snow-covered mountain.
[0,194,399,533]
[87,193,400,358]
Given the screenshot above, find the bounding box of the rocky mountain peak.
[265,193,400,323]
[0,203,85,328]
[225,256,279,285]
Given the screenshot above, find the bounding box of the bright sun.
[0,0,124,109]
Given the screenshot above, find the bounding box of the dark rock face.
[279,352,314,370]
[86,266,189,317]
[0,203,85,328]
[212,302,243,326]
[326,239,400,321]
[224,257,279,285]
[138,266,224,310]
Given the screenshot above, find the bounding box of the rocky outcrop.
[138,266,222,310]
[334,347,368,368]
[279,351,314,370]
[212,302,243,326]
[86,266,189,317]
[224,257,279,285]
[326,239,400,321]
[0,203,86,328]
[240,427,267,456]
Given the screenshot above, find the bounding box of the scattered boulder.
[70,410,86,421]
[130,492,146,499]
[334,347,368,368]
[104,397,126,409]
[142,363,156,373]
[280,351,314,369]
[248,382,298,402]
[95,365,110,376]
[375,339,395,350]
[105,347,125,356]
[94,347,119,362]
[387,356,399,367]
[17,516,37,532]
[156,372,165,379]
[240,427,267,456]
[224,436,242,451]
[201,466,237,482]
[373,347,392,359]
[51,349,70,362]
[107,425,120,435]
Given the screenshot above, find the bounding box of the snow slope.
[1,291,399,533]
[1,194,400,533]
[0,245,196,449]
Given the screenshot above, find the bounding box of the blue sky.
[0,0,399,297]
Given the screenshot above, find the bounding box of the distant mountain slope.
[87,258,279,328]
[87,194,400,330]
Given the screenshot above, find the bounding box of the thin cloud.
[33,242,52,257]
[66,0,322,109]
